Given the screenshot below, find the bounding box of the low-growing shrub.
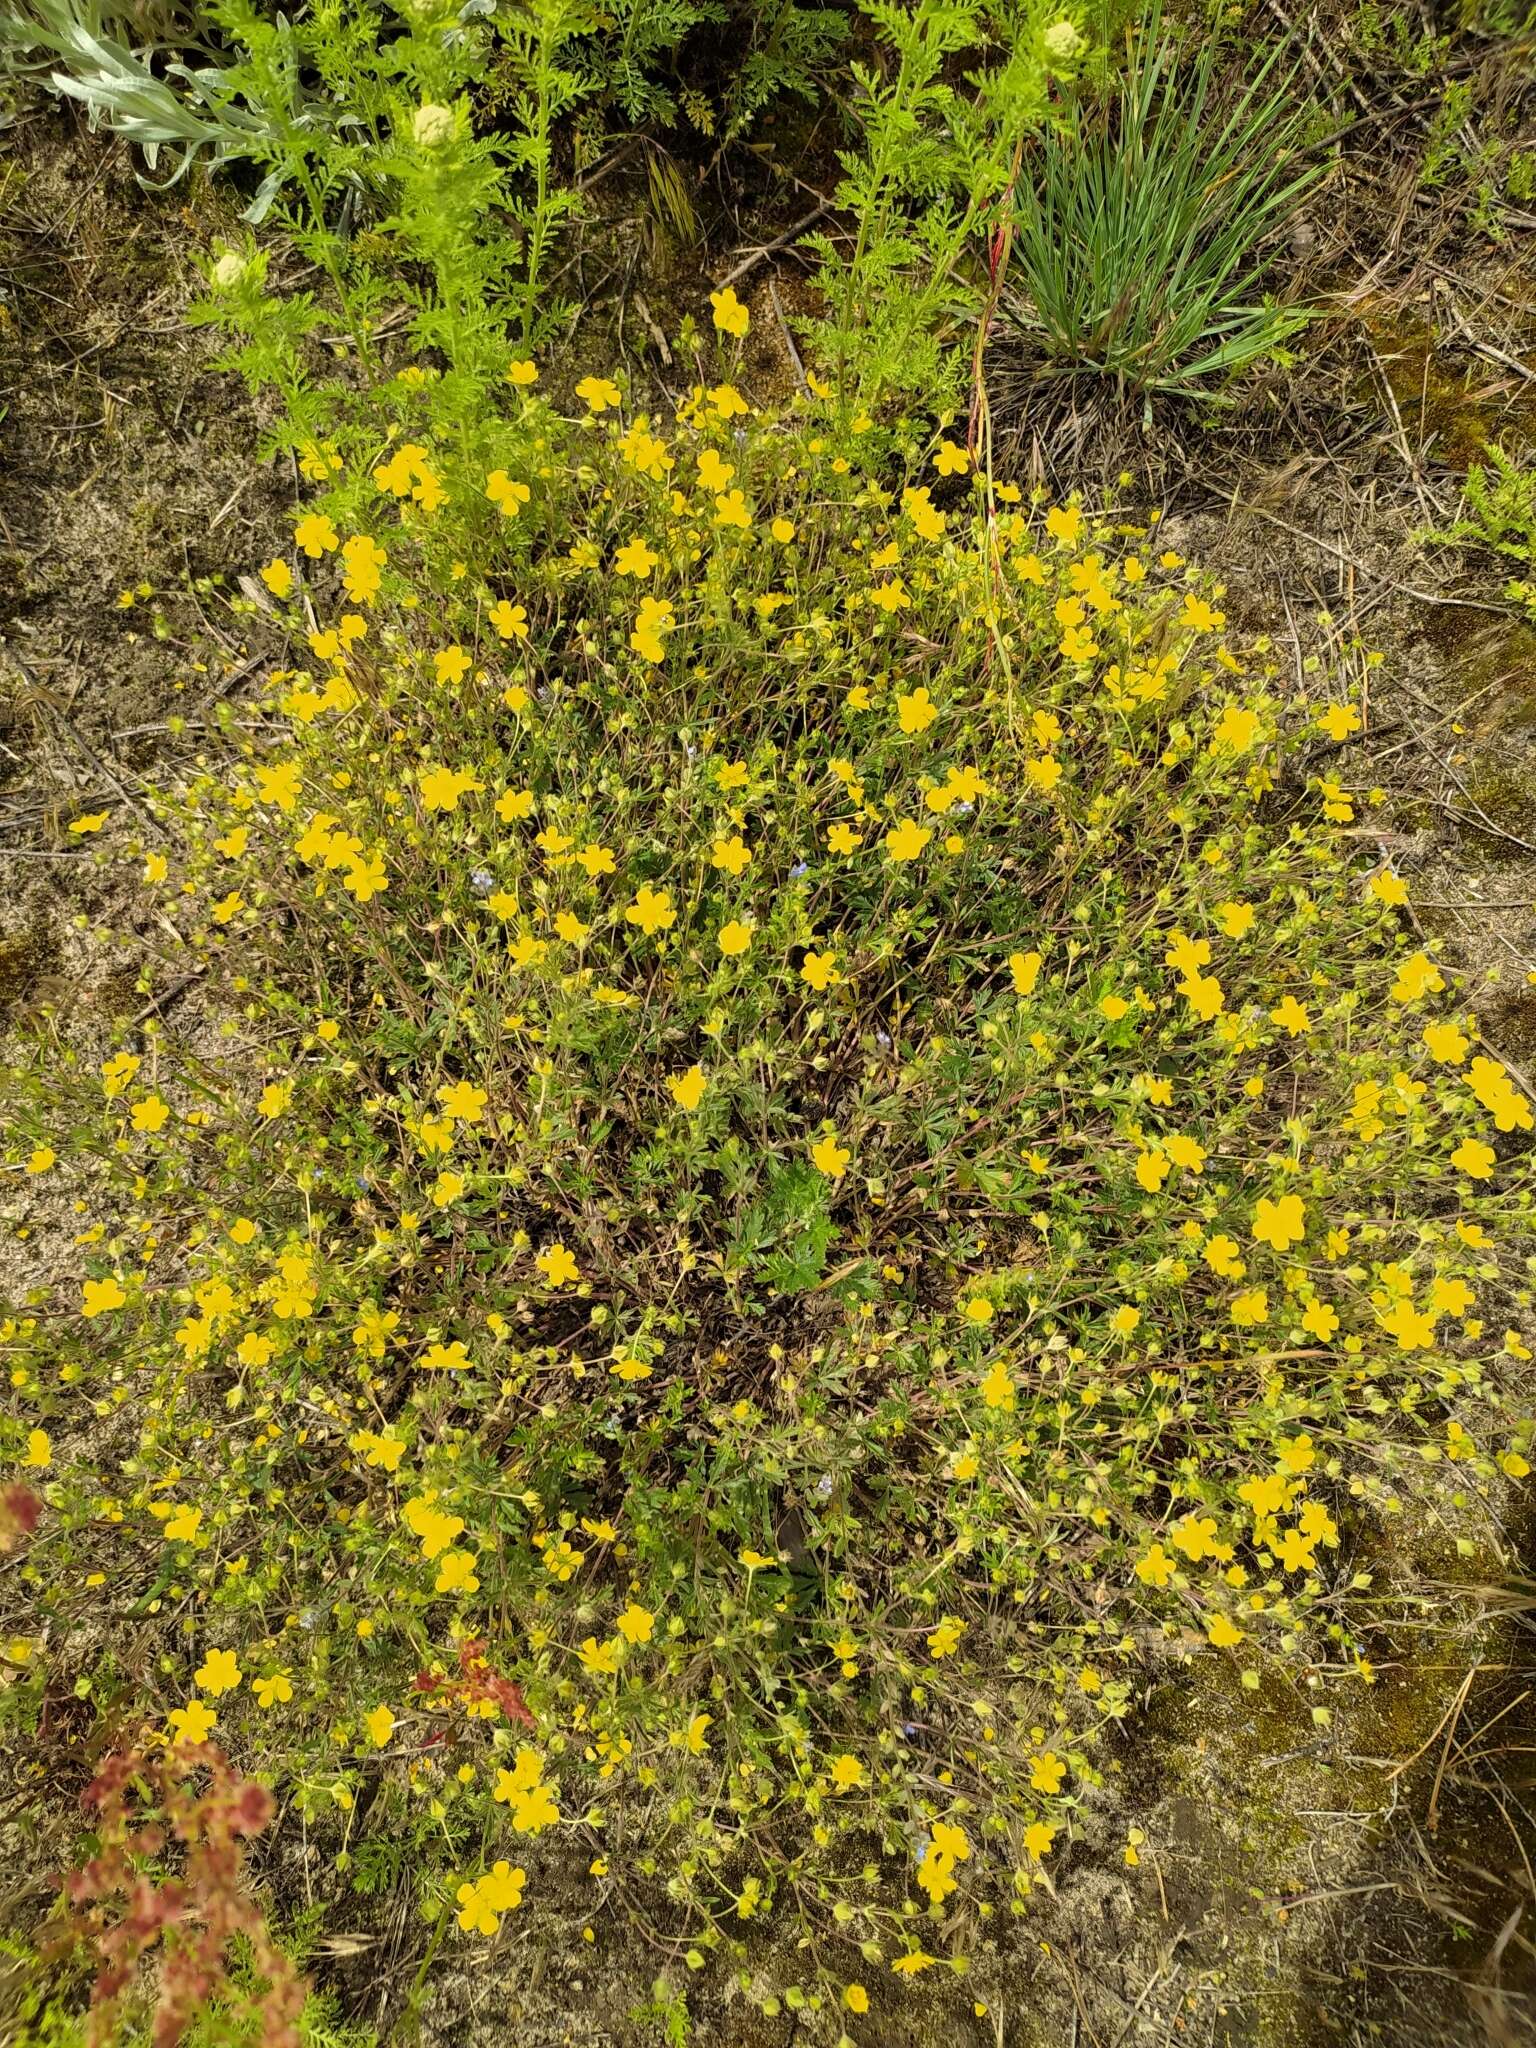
[5,329,1532,2011]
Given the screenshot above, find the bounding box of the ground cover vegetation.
[1,0,1534,2041]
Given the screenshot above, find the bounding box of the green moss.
[0,920,61,1016]
[1461,748,1536,853]
[1487,986,1536,1066]
[1366,317,1536,474]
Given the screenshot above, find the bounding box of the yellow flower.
[293,513,338,558]
[897,686,938,734]
[1318,702,1362,741]
[1135,1150,1169,1193]
[711,836,752,877]
[926,1615,964,1659]
[1468,1055,1533,1133]
[575,375,622,413]
[536,1242,581,1287]
[1164,1134,1206,1174]
[892,1951,936,1976]
[435,1548,480,1594]
[1369,868,1409,907]
[1422,1020,1468,1064]
[365,1704,396,1747]
[1269,995,1311,1037]
[438,1080,487,1123]
[1023,1820,1056,1860]
[81,1277,126,1318]
[1252,1194,1306,1252]
[697,447,734,492]
[1029,1750,1065,1794]
[667,1065,708,1112]
[68,811,109,835]
[195,1648,242,1696]
[254,759,302,810]
[578,1635,620,1675]
[23,1429,51,1468]
[717,919,753,957]
[625,885,676,936]
[485,470,531,517]
[259,557,294,599]
[980,1358,1014,1411]
[1182,592,1225,632]
[685,1711,713,1754]
[709,286,750,337]
[489,600,529,641]
[616,1603,655,1644]
[1210,704,1261,753]
[1452,1137,1496,1180]
[932,438,970,476]
[1230,1287,1269,1327]
[507,358,539,386]
[614,537,657,578]
[883,819,932,862]
[844,1984,869,2013]
[1391,949,1444,1004]
[342,533,386,602]
[163,1505,202,1544]
[811,1134,850,1180]
[829,1753,865,1790]
[253,1672,293,1709]
[1135,1544,1175,1588]
[494,1750,560,1833]
[1301,1300,1340,1342]
[1203,1233,1244,1279]
[168,1699,217,1745]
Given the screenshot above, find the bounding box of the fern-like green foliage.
[730,1162,837,1297]
[804,0,1069,409]
[589,0,725,127]
[1426,443,1536,618]
[721,0,848,137]
[1002,5,1324,397]
[1453,444,1536,567]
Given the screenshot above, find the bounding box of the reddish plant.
[0,1481,42,1552]
[412,1636,535,1730]
[48,1741,306,2048]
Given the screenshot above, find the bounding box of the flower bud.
[412,103,455,148]
[1043,19,1081,60]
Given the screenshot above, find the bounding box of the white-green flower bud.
[1043,18,1081,60]
[412,103,455,148]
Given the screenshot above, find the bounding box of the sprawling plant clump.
[6,332,1532,2018]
